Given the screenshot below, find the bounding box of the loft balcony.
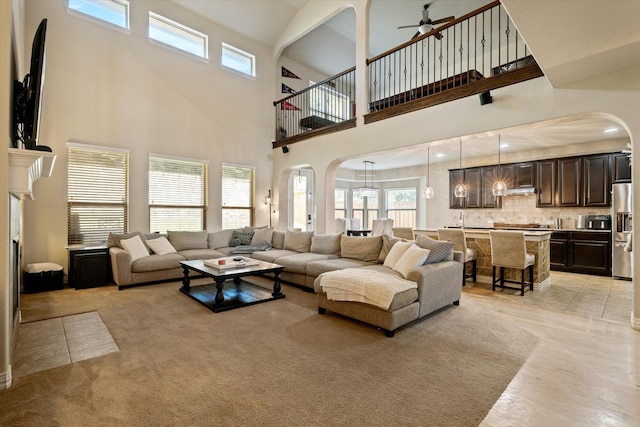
[272,0,544,149]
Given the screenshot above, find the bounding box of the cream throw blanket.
[318,268,417,310]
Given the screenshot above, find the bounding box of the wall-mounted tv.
[13,18,51,152]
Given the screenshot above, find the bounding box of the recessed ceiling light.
[604,127,619,133]
[436,153,444,157]
[500,143,509,148]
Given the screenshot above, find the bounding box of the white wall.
[22,0,277,269]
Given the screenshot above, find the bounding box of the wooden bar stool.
[489,230,535,296]
[437,228,477,286]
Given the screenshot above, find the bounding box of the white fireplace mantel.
[8,148,57,199]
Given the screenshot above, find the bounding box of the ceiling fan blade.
[398,24,419,29]
[411,31,421,39]
[431,16,454,25]
[434,32,443,40]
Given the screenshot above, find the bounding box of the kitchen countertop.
[424,226,611,233]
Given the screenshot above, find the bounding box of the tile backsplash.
[447,196,610,229]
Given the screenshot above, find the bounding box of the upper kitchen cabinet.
[583,154,610,207]
[482,165,502,208]
[449,170,465,209]
[536,160,557,207]
[465,167,483,208]
[557,157,582,207]
[611,153,632,183]
[513,162,536,188]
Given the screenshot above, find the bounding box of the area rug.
[2,280,538,426]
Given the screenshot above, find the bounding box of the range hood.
[504,187,536,196]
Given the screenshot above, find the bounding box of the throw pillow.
[271,231,285,249]
[340,235,383,262]
[146,236,177,255]
[229,230,255,247]
[107,231,144,248]
[167,230,208,251]
[383,241,414,269]
[120,235,150,262]
[393,244,430,278]
[251,227,274,246]
[378,234,405,263]
[209,229,234,249]
[310,234,341,255]
[284,231,314,252]
[415,235,454,264]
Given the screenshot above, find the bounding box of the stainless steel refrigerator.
[612,183,633,279]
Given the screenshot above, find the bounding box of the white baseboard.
[0,365,12,390]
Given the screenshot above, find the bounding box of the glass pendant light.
[358,160,378,197]
[492,135,508,196]
[422,146,434,199]
[454,139,468,198]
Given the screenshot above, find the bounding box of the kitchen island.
[416,228,552,291]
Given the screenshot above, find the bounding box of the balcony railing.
[365,0,543,123]
[273,67,356,148]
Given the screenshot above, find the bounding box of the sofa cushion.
[310,234,341,255]
[251,249,299,263]
[340,235,383,262]
[146,236,177,255]
[378,234,408,263]
[168,231,208,251]
[121,235,150,262]
[179,248,226,261]
[274,252,336,274]
[272,231,285,249]
[132,253,185,273]
[251,227,274,246]
[393,245,430,278]
[284,231,314,252]
[209,229,234,249]
[383,241,414,269]
[415,235,454,264]
[306,258,375,278]
[107,231,145,249]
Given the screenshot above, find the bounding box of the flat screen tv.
[14,18,50,151]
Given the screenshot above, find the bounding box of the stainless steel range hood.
[504,187,536,196]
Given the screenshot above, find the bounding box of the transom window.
[149,155,208,233]
[67,143,129,245]
[222,164,255,229]
[68,0,130,29]
[386,188,417,228]
[149,12,208,59]
[221,43,256,77]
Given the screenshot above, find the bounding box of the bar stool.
[372,218,394,236]
[489,230,535,296]
[392,227,415,240]
[437,228,477,286]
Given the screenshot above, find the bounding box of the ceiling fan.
[397,2,455,40]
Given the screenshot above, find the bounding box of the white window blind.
[67,144,129,245]
[149,156,208,233]
[222,164,254,229]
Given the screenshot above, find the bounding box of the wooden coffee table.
[179,259,285,313]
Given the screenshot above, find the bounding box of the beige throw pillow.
[121,235,150,262]
[393,244,430,278]
[146,236,177,255]
[340,235,383,262]
[383,241,414,269]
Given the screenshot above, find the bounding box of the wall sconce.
[265,189,273,227]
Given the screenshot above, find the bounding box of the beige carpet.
[1,279,538,426]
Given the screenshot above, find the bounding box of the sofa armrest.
[407,260,463,318]
[109,247,133,288]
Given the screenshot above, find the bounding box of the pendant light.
[422,146,434,199]
[492,135,508,196]
[358,161,378,197]
[454,139,468,198]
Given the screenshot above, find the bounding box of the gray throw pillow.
[416,235,454,264]
[229,230,255,247]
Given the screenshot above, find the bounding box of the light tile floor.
[14,311,119,378]
[462,271,634,323]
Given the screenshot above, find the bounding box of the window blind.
[221,164,254,229]
[149,156,208,233]
[67,145,129,245]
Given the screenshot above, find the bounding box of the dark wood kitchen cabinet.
[464,167,482,208]
[550,231,611,276]
[449,169,465,208]
[536,160,557,207]
[611,153,632,183]
[557,157,582,207]
[583,154,610,207]
[513,161,536,188]
[481,165,502,208]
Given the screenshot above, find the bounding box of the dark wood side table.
[67,245,112,289]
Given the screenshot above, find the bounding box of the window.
[149,155,208,234]
[221,43,256,77]
[222,164,255,229]
[335,188,347,219]
[67,143,129,246]
[352,190,378,229]
[386,188,416,228]
[149,12,208,59]
[309,82,350,122]
[68,0,129,29]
